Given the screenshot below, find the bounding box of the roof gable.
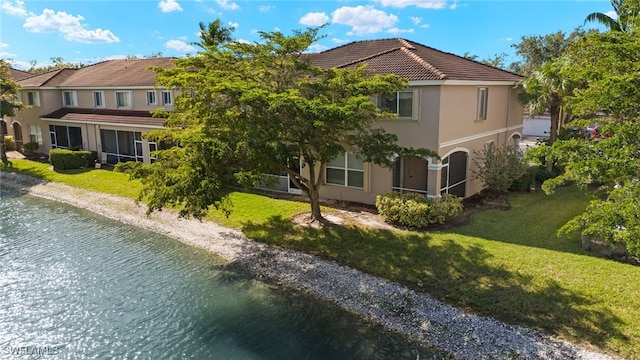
[9,68,32,81]
[309,38,522,82]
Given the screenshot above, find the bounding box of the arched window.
[392,155,429,194]
[440,151,468,197]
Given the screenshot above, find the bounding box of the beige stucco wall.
[11,87,170,157]
[314,83,524,203]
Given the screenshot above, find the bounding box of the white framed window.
[93,91,105,108]
[476,87,488,120]
[379,91,414,119]
[28,124,43,145]
[115,91,132,109]
[326,152,364,188]
[146,91,157,105]
[62,91,77,107]
[161,91,172,105]
[26,91,40,107]
[49,124,83,149]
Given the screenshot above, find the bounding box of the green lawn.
[2,159,638,359]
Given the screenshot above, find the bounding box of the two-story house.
[11,38,523,203]
[12,58,174,164]
[306,38,523,203]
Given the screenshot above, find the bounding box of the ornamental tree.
[122,24,435,223]
[0,59,23,165]
[542,24,640,256]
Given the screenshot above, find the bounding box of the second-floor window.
[146,91,157,105]
[62,91,77,107]
[476,87,488,120]
[26,91,40,107]
[379,91,413,119]
[115,91,132,109]
[93,91,105,108]
[162,91,172,105]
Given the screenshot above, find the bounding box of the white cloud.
[216,0,239,11]
[306,44,328,53]
[331,6,398,35]
[605,10,618,20]
[449,0,458,10]
[299,12,329,26]
[236,39,251,44]
[0,50,17,58]
[228,21,239,28]
[386,27,415,35]
[1,0,28,17]
[375,0,447,9]
[166,39,194,52]
[420,24,430,28]
[332,38,348,44]
[24,9,120,44]
[410,16,422,25]
[0,42,8,48]
[158,0,182,13]
[259,5,273,13]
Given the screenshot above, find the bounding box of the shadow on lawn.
[241,215,627,351]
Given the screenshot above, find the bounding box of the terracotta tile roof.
[309,38,522,82]
[60,58,175,87]
[9,68,32,81]
[41,108,166,127]
[16,69,76,87]
[16,58,175,88]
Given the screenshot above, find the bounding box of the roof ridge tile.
[399,47,448,80]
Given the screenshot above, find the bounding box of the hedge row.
[375,191,463,228]
[49,149,97,170]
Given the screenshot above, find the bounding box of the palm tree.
[520,60,572,145]
[191,19,235,49]
[584,0,639,32]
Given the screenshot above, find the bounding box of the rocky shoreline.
[0,171,617,360]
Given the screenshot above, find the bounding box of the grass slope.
[2,159,638,359]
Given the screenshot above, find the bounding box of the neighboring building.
[12,58,174,163]
[11,38,524,202]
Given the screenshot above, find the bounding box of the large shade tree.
[0,59,23,165]
[542,22,640,256]
[122,23,434,222]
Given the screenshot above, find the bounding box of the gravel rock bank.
[0,172,617,360]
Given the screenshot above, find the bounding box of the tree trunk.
[306,160,325,223]
[546,104,561,173]
[307,185,324,222]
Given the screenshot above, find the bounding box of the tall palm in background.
[584,0,639,32]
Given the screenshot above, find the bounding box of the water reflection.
[0,189,444,359]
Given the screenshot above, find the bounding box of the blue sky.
[1,0,614,70]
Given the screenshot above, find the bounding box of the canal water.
[0,189,444,359]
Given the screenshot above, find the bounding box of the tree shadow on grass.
[240,215,628,353]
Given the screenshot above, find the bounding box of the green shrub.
[376,192,463,228]
[3,135,15,151]
[49,149,97,170]
[472,144,528,194]
[23,142,40,156]
[510,166,536,192]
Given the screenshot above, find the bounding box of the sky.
[1,0,615,70]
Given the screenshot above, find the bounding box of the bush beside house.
[376,192,463,228]
[49,149,97,170]
[3,135,15,151]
